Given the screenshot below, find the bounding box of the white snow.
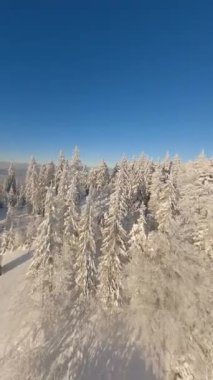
[0,249,157,380]
[0,249,36,379]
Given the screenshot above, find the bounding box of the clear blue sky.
[0,0,213,165]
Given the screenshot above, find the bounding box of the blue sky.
[0,0,213,165]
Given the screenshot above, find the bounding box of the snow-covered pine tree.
[0,227,12,275]
[148,161,179,233]
[110,162,119,189]
[45,161,55,186]
[98,163,129,308]
[97,160,110,189]
[75,188,98,297]
[127,212,213,380]
[37,164,48,216]
[143,158,155,206]
[70,146,83,176]
[88,160,109,195]
[37,161,55,216]
[0,183,6,208]
[29,186,62,299]
[5,204,15,229]
[87,167,97,190]
[162,151,172,176]
[122,158,149,230]
[129,203,147,259]
[127,160,143,207]
[7,186,17,208]
[116,159,140,232]
[148,162,163,218]
[87,160,110,227]
[64,174,80,242]
[179,156,213,258]
[0,230,7,275]
[133,154,154,208]
[69,146,88,201]
[4,163,17,206]
[54,160,70,252]
[0,222,15,268]
[55,151,66,195]
[63,174,80,291]
[25,157,40,214]
[203,182,213,259]
[171,154,182,189]
[155,173,179,233]
[57,160,70,200]
[7,224,16,252]
[17,184,26,208]
[4,163,16,193]
[97,159,108,189]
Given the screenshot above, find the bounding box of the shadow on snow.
[2,251,32,275]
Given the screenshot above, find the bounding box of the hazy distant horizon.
[0,148,211,168]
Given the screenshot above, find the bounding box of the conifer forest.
[0,148,213,380]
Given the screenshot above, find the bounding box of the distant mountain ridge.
[0,161,28,170]
[0,161,28,184]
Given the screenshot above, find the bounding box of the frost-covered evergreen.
[88,160,109,191]
[70,146,83,175]
[75,189,98,297]
[55,151,66,195]
[0,230,7,275]
[57,160,69,199]
[4,163,17,206]
[37,165,47,216]
[155,173,179,232]
[17,184,26,208]
[98,163,129,307]
[69,146,88,201]
[37,162,55,215]
[88,161,110,228]
[129,203,147,258]
[29,186,62,298]
[179,153,213,259]
[3,149,213,380]
[64,175,80,242]
[5,204,15,229]
[0,227,13,274]
[25,157,40,214]
[63,175,80,291]
[127,218,213,380]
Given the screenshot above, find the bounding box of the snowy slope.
[0,250,157,380]
[0,249,35,379]
[0,250,30,353]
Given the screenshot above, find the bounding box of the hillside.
[0,249,156,380]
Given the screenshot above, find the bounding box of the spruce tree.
[4,163,17,206]
[29,186,62,299]
[55,151,66,195]
[75,189,98,297]
[98,164,129,307]
[25,157,39,214]
[63,175,80,291]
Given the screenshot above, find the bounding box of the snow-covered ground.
[0,249,35,379]
[0,249,157,380]
[0,250,30,357]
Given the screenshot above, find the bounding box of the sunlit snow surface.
[0,250,157,380]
